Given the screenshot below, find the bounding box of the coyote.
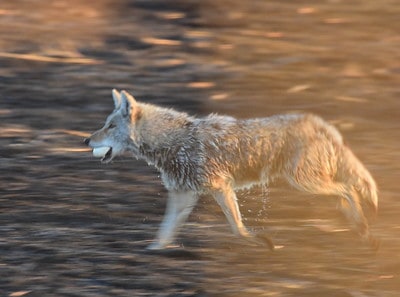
[84,89,378,250]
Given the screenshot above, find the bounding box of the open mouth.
[92,146,113,163]
[101,147,113,163]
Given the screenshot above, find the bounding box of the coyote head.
[84,89,142,163]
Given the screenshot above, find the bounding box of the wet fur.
[85,90,378,250]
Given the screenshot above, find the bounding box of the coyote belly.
[85,89,378,250]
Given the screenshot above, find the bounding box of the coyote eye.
[108,123,116,129]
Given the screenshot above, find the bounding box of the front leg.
[213,185,274,250]
[147,190,198,250]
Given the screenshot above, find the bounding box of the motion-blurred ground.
[1,1,399,296]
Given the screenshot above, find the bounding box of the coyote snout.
[85,89,379,251]
[84,136,113,163]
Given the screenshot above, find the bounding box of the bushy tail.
[343,147,378,215]
[336,147,379,248]
[356,168,378,215]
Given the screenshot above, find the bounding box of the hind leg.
[287,168,370,235]
[285,140,378,248]
[289,171,375,245]
[337,189,370,239]
[337,189,380,250]
[284,162,370,236]
[288,168,379,248]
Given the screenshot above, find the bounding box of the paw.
[256,234,275,251]
[364,234,380,252]
[244,232,275,251]
[146,242,166,251]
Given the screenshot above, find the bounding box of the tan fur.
[85,89,378,250]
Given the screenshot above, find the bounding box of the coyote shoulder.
[85,90,378,250]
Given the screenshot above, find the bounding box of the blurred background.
[0,0,399,296]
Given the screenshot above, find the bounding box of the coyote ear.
[112,89,121,109]
[120,90,142,121]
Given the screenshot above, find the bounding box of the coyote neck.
[136,104,194,167]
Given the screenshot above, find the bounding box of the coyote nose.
[84,138,90,146]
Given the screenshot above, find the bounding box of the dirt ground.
[1,1,400,296]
